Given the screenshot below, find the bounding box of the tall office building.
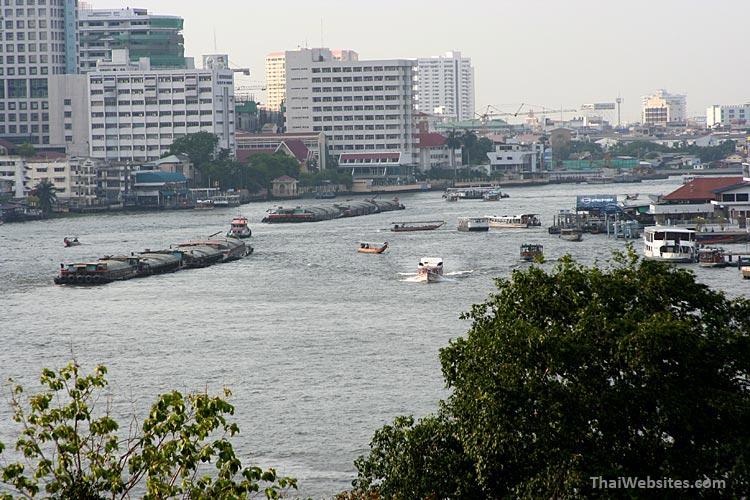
[416,50,475,122]
[0,0,78,145]
[265,48,358,112]
[78,7,187,74]
[283,48,417,165]
[642,89,686,125]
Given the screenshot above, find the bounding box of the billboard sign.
[577,194,618,211]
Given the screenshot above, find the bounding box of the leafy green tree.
[16,142,36,159]
[240,153,301,192]
[351,250,750,499]
[167,132,220,185]
[0,363,300,500]
[31,179,57,217]
[460,130,478,165]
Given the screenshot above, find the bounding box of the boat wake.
[399,270,472,283]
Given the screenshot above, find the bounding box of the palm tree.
[33,180,57,217]
[461,130,478,166]
[445,129,462,186]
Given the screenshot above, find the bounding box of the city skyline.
[85,0,750,125]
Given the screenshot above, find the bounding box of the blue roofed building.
[129,171,192,208]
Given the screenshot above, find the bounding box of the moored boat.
[391,220,445,232]
[559,228,583,242]
[642,226,698,263]
[520,243,544,262]
[698,247,730,268]
[416,257,444,283]
[487,214,541,229]
[195,199,215,210]
[357,241,388,254]
[457,217,489,232]
[227,216,252,238]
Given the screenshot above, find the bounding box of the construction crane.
[522,104,578,125]
[475,103,525,135]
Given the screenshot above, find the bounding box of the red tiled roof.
[417,133,447,148]
[236,148,276,163]
[662,177,743,201]
[281,140,310,162]
[339,152,400,161]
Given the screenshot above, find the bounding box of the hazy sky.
[86,0,749,124]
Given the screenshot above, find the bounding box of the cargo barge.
[54,237,252,285]
[261,198,404,223]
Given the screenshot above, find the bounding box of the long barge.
[54,237,252,285]
[261,197,404,223]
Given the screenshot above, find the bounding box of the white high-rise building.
[265,49,358,113]
[82,51,235,162]
[707,104,750,128]
[0,0,78,146]
[283,48,417,165]
[416,51,475,122]
[642,89,687,125]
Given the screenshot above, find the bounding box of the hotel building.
[416,50,475,122]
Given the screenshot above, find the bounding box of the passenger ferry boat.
[487,214,541,229]
[698,247,730,268]
[227,216,252,238]
[416,257,444,283]
[642,226,698,263]
[457,217,489,232]
[520,243,544,262]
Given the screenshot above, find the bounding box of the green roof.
[136,171,187,184]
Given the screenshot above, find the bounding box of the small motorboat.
[416,257,444,283]
[227,216,252,238]
[357,241,388,254]
[698,247,730,268]
[520,243,543,262]
[559,228,583,242]
[63,237,80,247]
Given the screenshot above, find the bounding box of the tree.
[0,363,300,500]
[460,130,477,166]
[350,250,750,499]
[16,142,36,159]
[167,132,220,185]
[31,179,57,217]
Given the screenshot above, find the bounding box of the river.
[1,176,747,498]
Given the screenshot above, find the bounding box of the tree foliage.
[350,249,750,499]
[31,179,57,217]
[0,363,300,500]
[16,142,37,159]
[167,132,219,171]
[606,139,737,163]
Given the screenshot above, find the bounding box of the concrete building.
[0,156,30,198]
[78,7,187,74]
[235,131,328,169]
[265,49,358,113]
[283,47,418,172]
[416,50,475,122]
[486,140,546,177]
[0,0,78,146]
[82,50,235,162]
[27,154,98,207]
[642,89,687,125]
[706,104,750,129]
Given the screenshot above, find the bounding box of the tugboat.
[227,216,252,238]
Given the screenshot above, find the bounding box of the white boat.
[642,226,698,263]
[416,257,444,283]
[457,217,489,232]
[487,213,541,229]
[226,216,252,239]
[559,228,583,242]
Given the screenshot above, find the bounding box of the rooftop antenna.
[213,27,217,52]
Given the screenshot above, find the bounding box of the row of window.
[90,121,216,134]
[311,85,404,93]
[310,66,406,73]
[0,112,49,120]
[312,105,402,112]
[0,77,48,98]
[311,95,403,103]
[311,76,401,83]
[312,115,402,122]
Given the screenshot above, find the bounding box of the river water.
[1,176,747,498]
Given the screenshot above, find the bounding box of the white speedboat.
[457,217,489,232]
[642,226,697,263]
[416,257,444,283]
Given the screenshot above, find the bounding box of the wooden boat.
[357,241,388,254]
[520,243,544,262]
[559,228,583,242]
[487,214,541,229]
[63,237,80,247]
[643,226,698,263]
[227,216,252,238]
[416,257,444,283]
[698,247,730,268]
[391,220,445,232]
[195,199,215,210]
